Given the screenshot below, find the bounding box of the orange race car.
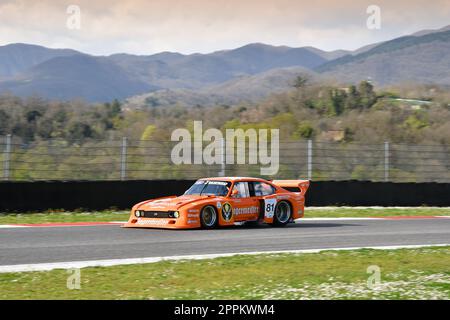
[123,177,310,229]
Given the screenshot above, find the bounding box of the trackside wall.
[0,180,449,212]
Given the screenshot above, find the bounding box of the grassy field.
[0,207,449,224]
[0,210,129,224]
[0,247,449,299]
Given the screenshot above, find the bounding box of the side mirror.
[231,189,239,197]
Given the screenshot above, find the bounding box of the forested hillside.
[1,80,449,181]
[1,80,449,145]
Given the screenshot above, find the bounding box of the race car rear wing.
[271,180,310,195]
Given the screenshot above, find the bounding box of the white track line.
[0,243,448,273]
[0,225,28,228]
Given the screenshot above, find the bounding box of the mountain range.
[0,25,449,103]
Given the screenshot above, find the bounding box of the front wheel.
[200,205,218,229]
[272,201,292,227]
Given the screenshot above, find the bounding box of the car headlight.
[174,211,180,218]
[135,210,141,217]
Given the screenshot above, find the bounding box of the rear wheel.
[200,205,218,229]
[272,201,291,227]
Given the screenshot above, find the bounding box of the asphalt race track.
[1,218,449,267]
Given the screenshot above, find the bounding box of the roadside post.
[3,134,11,181]
[121,137,127,181]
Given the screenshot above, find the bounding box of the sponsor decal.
[216,202,222,209]
[187,219,199,224]
[264,198,277,218]
[137,219,168,225]
[187,213,198,218]
[221,202,233,222]
[188,209,199,213]
[208,181,229,186]
[233,206,259,215]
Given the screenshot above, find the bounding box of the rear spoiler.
[271,180,310,195]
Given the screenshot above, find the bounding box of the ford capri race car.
[123,177,310,229]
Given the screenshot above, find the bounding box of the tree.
[293,122,314,139]
[110,99,122,117]
[330,89,346,115]
[67,122,94,142]
[141,125,156,140]
[358,81,377,109]
[25,110,43,123]
[145,96,160,107]
[292,74,310,89]
[345,85,360,110]
[104,99,122,118]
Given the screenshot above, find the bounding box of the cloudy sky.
[0,0,449,55]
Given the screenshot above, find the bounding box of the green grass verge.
[0,211,129,224]
[0,207,449,224]
[1,247,449,299]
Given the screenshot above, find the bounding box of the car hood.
[137,195,221,211]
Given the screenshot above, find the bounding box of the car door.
[250,181,277,221]
[227,181,260,222]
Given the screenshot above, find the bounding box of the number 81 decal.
[264,198,277,218]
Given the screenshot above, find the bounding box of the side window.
[252,182,275,196]
[232,182,250,198]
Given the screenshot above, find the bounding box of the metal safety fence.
[1,135,450,182]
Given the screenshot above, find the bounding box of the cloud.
[0,0,448,55]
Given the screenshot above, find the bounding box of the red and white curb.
[0,243,448,273]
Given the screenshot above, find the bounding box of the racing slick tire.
[272,201,292,227]
[200,205,218,229]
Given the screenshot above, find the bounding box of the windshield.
[184,180,231,196]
